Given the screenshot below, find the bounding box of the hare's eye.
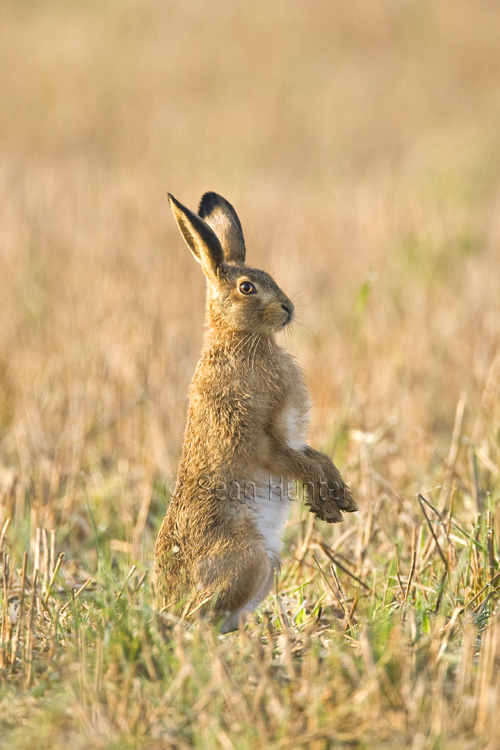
[239,281,256,295]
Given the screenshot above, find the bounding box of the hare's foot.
[220,610,248,633]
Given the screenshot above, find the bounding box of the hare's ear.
[198,192,246,266]
[168,193,225,282]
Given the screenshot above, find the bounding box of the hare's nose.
[281,302,294,323]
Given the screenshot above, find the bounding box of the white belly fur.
[250,476,292,557]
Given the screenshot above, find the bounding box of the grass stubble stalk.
[10,551,27,672]
[24,566,38,689]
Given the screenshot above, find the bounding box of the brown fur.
[152,192,357,631]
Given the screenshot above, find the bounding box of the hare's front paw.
[306,483,344,523]
[321,463,358,513]
[303,448,358,522]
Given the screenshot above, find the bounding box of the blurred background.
[1,0,500,561]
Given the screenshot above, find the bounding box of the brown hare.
[153,192,357,632]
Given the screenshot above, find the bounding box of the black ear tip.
[198,191,222,218]
[167,193,181,208]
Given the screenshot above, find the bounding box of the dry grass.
[1,0,500,747]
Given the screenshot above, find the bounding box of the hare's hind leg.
[220,551,280,633]
[196,543,273,632]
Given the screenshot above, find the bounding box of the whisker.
[233,332,252,359]
[250,332,259,370]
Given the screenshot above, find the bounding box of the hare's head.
[168,192,294,336]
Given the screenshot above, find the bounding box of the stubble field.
[1,1,500,748]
